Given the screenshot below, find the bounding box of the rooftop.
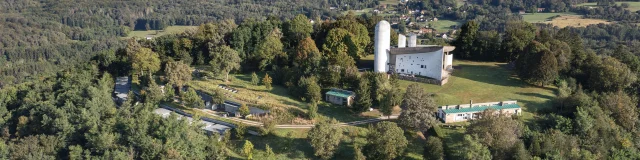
[326,88,355,98]
[114,77,131,99]
[441,103,521,114]
[390,46,445,55]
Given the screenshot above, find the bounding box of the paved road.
[197,109,398,129]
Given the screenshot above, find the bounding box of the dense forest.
[0,0,379,87]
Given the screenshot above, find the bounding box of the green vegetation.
[521,12,577,23]
[125,26,198,38]
[422,20,464,33]
[577,1,640,12]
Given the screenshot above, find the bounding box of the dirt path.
[197,109,398,129]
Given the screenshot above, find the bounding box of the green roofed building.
[437,100,522,123]
[325,88,356,106]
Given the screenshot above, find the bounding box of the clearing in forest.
[544,15,610,28]
[125,26,198,38]
[577,2,640,12]
[521,12,577,23]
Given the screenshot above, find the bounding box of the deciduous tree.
[262,74,273,90]
[239,104,250,117]
[209,45,241,82]
[354,78,372,112]
[423,137,444,160]
[308,120,343,159]
[130,47,161,76]
[363,121,408,160]
[399,84,439,132]
[182,88,204,108]
[243,140,254,160]
[460,135,492,160]
[165,61,193,89]
[588,57,637,92]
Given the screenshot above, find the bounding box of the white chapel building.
[373,20,455,84]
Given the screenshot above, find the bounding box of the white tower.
[398,34,407,48]
[408,33,417,47]
[374,20,391,73]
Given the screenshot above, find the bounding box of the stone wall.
[397,75,448,86]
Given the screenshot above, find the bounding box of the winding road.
[196,108,399,129]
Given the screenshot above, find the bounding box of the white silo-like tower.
[398,34,407,48]
[374,20,391,73]
[408,33,417,47]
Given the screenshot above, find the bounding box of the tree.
[239,104,250,117]
[144,76,163,104]
[354,144,366,160]
[251,72,259,85]
[308,120,342,159]
[182,88,204,108]
[364,121,408,160]
[379,89,395,118]
[294,37,322,75]
[529,49,558,86]
[460,135,492,160]
[235,123,247,139]
[322,28,357,68]
[265,144,276,160]
[511,141,531,160]
[130,47,161,76]
[423,137,444,160]
[243,140,254,160]
[256,28,285,70]
[588,57,637,92]
[262,74,272,90]
[503,21,536,61]
[597,91,638,131]
[165,61,192,90]
[298,76,322,102]
[353,78,372,112]
[165,84,176,102]
[398,21,407,34]
[284,14,314,48]
[453,21,479,59]
[260,118,277,136]
[210,45,241,82]
[466,110,522,159]
[398,84,439,133]
[308,102,318,120]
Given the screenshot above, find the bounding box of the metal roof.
[442,104,521,114]
[326,89,355,98]
[114,77,131,100]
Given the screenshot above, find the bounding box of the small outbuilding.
[325,88,355,106]
[113,76,131,105]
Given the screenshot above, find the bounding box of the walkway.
[196,108,399,129]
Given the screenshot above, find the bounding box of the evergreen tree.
[182,88,204,108]
[265,144,276,160]
[262,74,273,90]
[251,72,259,85]
[239,104,250,117]
[379,89,395,118]
[243,140,254,160]
[308,102,318,120]
[354,78,372,112]
[453,21,479,59]
[144,76,163,104]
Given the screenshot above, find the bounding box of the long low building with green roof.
[437,100,522,123]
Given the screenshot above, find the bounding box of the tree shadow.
[454,64,525,87]
[316,103,378,122]
[516,92,555,101]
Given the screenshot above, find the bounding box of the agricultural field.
[125,26,198,38]
[521,12,577,23]
[577,1,640,12]
[544,15,610,28]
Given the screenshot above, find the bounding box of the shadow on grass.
[231,131,314,160]
[516,92,556,101]
[454,64,525,88]
[442,128,465,160]
[317,103,377,122]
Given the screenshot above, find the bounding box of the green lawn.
[522,12,577,23]
[423,20,463,33]
[577,1,640,12]
[397,60,556,121]
[380,0,399,5]
[125,26,198,38]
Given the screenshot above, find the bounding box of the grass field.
[359,55,556,121]
[125,26,198,38]
[521,12,577,23]
[577,1,640,12]
[421,19,463,33]
[544,15,610,28]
